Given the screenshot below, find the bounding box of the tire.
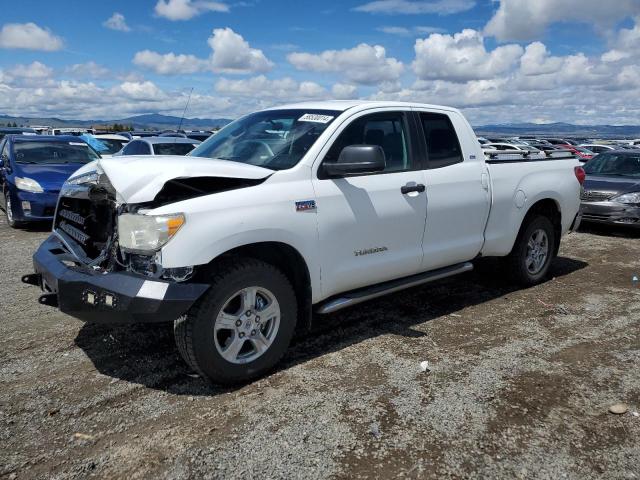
[174,258,297,385]
[3,191,22,229]
[506,214,556,286]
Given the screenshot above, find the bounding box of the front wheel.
[507,215,556,286]
[174,258,297,384]
[4,191,22,229]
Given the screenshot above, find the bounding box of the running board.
[316,262,473,315]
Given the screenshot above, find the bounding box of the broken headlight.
[118,213,185,253]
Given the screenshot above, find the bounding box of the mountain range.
[1,114,640,138]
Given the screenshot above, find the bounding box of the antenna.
[177,87,194,133]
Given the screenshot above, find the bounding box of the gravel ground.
[1,216,639,479]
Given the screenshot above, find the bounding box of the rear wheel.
[174,258,297,384]
[507,215,555,286]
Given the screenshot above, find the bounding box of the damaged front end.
[24,157,272,324]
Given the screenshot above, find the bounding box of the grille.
[581,190,612,202]
[54,196,114,259]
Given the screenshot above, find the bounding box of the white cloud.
[355,0,475,15]
[332,83,359,99]
[103,12,131,32]
[485,0,640,42]
[132,28,273,76]
[601,17,640,63]
[65,62,111,79]
[208,27,273,74]
[0,22,63,51]
[412,29,523,82]
[519,42,563,76]
[12,61,53,79]
[155,0,229,20]
[288,43,403,85]
[133,50,208,75]
[111,81,168,101]
[378,25,446,36]
[215,75,327,100]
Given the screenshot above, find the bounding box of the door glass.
[419,113,463,169]
[324,112,410,173]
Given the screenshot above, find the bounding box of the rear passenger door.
[413,109,491,270]
[312,109,428,298]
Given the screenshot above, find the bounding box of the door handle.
[401,184,426,195]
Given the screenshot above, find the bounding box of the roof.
[263,100,458,113]
[9,135,87,143]
[94,134,129,140]
[140,137,201,144]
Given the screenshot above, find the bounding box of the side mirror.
[323,145,386,177]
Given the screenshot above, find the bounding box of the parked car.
[186,131,213,142]
[580,151,640,227]
[579,144,616,154]
[0,127,37,140]
[92,134,130,157]
[544,138,579,146]
[24,101,583,384]
[482,142,542,153]
[115,137,200,156]
[0,135,99,227]
[558,145,594,162]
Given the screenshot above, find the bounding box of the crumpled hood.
[71,155,274,203]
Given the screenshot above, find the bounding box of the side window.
[123,141,150,155]
[419,113,463,169]
[323,112,411,174]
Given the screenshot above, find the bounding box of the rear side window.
[324,112,411,174]
[153,143,197,156]
[123,141,150,155]
[419,113,463,169]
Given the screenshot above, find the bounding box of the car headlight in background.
[118,213,185,252]
[612,192,640,205]
[15,177,43,193]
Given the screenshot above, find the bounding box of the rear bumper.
[580,201,640,227]
[26,234,210,324]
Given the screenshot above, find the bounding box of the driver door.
[312,110,427,299]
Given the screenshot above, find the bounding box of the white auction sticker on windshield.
[298,113,334,123]
[69,142,87,146]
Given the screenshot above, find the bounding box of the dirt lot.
[1,217,639,480]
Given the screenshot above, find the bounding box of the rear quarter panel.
[481,158,581,257]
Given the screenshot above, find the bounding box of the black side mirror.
[323,145,386,177]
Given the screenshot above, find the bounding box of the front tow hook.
[38,293,59,308]
[22,273,42,286]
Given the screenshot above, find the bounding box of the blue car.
[0,135,100,228]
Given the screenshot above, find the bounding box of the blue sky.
[1,0,639,125]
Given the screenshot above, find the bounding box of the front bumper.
[10,189,58,221]
[580,201,640,227]
[25,234,210,324]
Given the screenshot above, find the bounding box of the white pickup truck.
[24,101,584,384]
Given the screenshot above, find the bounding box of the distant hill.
[0,113,232,131]
[475,122,640,139]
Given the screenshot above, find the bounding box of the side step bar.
[316,262,473,315]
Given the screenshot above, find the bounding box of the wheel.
[506,215,556,286]
[174,258,297,384]
[4,191,22,228]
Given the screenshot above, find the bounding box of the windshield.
[190,109,341,170]
[153,142,197,156]
[13,141,100,164]
[584,153,640,178]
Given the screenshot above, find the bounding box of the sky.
[1,0,640,125]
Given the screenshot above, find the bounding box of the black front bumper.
[25,234,210,324]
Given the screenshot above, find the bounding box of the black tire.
[3,191,22,229]
[506,214,556,286]
[174,258,297,385]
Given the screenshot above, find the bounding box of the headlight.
[15,177,43,193]
[66,171,100,185]
[118,213,185,252]
[612,192,640,205]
